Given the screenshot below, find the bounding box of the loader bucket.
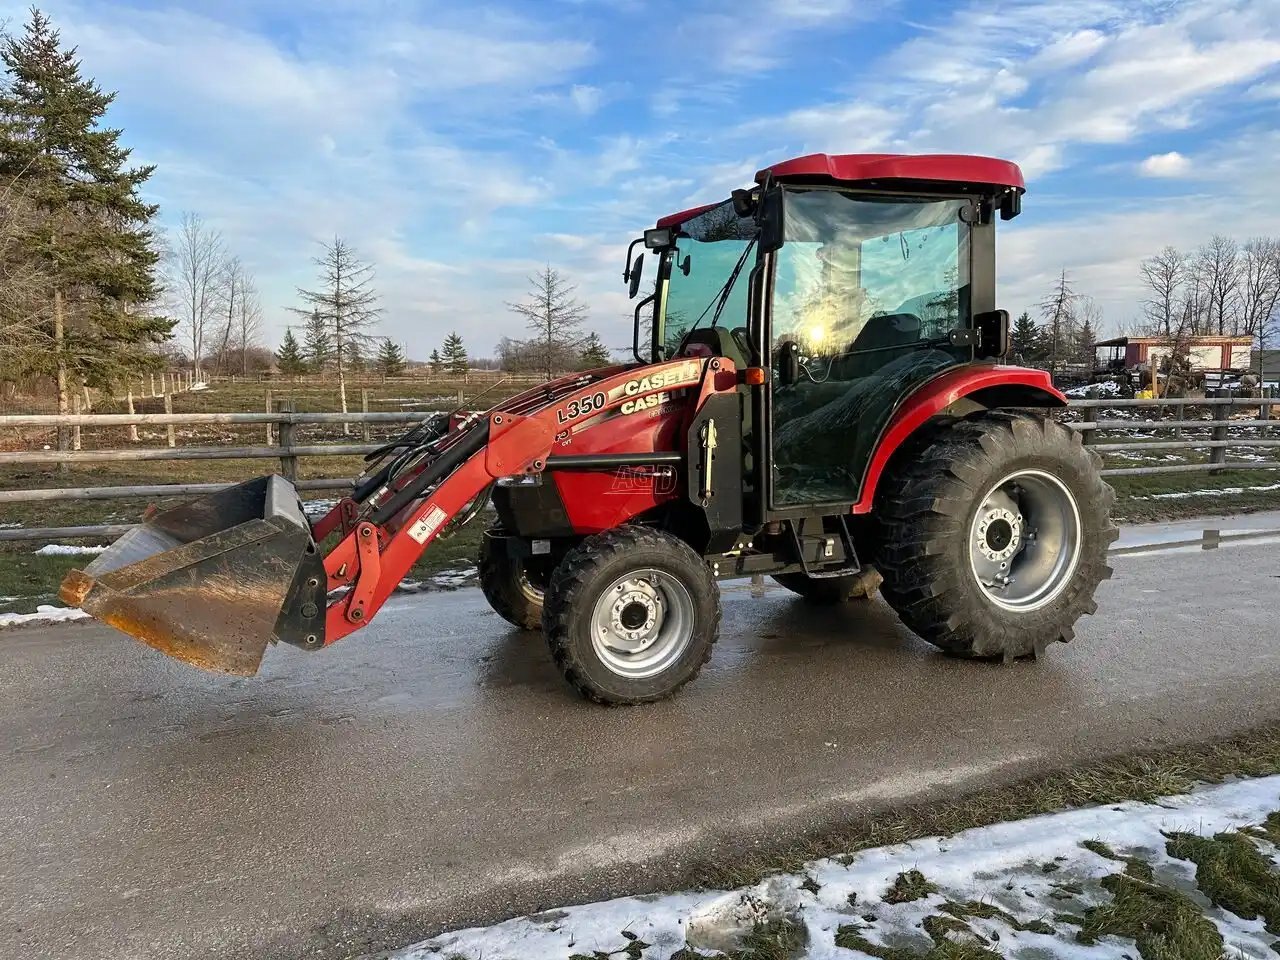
[59,475,320,676]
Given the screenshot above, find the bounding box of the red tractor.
[63,153,1116,704]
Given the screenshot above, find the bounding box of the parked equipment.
[64,153,1117,704]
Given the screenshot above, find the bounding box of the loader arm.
[62,358,716,675]
[320,356,712,644]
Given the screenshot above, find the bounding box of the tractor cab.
[632,153,1025,519]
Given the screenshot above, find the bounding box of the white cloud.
[1139,151,1191,178]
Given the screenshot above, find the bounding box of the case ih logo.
[607,466,678,496]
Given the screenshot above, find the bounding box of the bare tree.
[507,266,589,380]
[1196,234,1241,335]
[1238,238,1280,339]
[0,175,49,393]
[1037,269,1078,377]
[1139,246,1186,339]
[235,274,263,376]
[291,237,381,430]
[168,212,225,381]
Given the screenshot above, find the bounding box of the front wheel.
[543,526,721,704]
[478,528,548,631]
[875,412,1117,661]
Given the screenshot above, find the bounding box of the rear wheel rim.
[589,569,695,679]
[969,469,1082,612]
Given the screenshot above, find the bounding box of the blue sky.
[5,0,1280,358]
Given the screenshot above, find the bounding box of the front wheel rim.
[969,469,1082,613]
[589,569,695,679]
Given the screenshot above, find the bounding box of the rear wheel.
[478,528,548,631]
[543,526,721,704]
[875,412,1116,661]
[771,568,883,604]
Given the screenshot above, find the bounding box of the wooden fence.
[1,396,1279,542]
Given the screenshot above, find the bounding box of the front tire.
[543,526,721,705]
[876,412,1116,661]
[478,528,548,631]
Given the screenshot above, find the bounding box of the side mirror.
[628,253,644,299]
[757,187,784,254]
[678,253,691,277]
[775,339,800,386]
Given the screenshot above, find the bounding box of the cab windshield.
[656,202,757,359]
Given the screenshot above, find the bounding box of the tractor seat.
[833,313,921,381]
[681,326,753,370]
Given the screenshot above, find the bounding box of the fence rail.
[2,396,1279,542]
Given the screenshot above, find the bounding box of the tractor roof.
[655,153,1024,229]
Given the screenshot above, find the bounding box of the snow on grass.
[0,604,89,628]
[1132,482,1280,501]
[388,776,1280,960]
[33,544,108,556]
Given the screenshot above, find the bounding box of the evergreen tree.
[1010,311,1042,362]
[0,8,171,428]
[344,337,365,374]
[507,266,588,379]
[428,348,444,375]
[441,331,468,374]
[578,331,612,369]
[275,328,307,376]
[291,236,380,429]
[302,310,332,372]
[375,338,406,377]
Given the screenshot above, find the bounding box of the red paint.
[851,366,1065,514]
[758,153,1025,192]
[655,201,721,229]
[323,360,711,643]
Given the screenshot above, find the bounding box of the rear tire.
[478,528,547,631]
[543,525,721,705]
[771,567,883,604]
[875,412,1116,661]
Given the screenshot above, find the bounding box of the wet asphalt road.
[2,518,1280,960]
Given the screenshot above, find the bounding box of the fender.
[851,365,1066,514]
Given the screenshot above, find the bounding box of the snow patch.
[189,381,209,391]
[386,775,1280,960]
[1133,482,1280,500]
[33,544,108,556]
[0,605,89,628]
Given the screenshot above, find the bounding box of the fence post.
[163,392,176,448]
[1261,387,1272,437]
[71,393,82,452]
[1080,405,1096,446]
[276,398,297,481]
[1174,402,1184,441]
[457,388,465,408]
[126,390,139,442]
[361,388,370,443]
[148,372,156,398]
[1209,391,1229,468]
[265,389,275,447]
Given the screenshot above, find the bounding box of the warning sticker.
[407,505,449,544]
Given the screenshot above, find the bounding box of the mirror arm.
[623,238,643,282]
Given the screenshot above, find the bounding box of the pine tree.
[290,237,381,430]
[376,338,406,378]
[507,266,588,379]
[429,348,444,375]
[578,331,612,369]
[344,337,365,374]
[441,331,468,375]
[1010,311,1042,363]
[0,8,171,437]
[302,310,332,372]
[275,328,307,376]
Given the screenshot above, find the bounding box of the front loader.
[63,153,1117,704]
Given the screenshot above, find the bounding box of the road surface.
[2,517,1280,960]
